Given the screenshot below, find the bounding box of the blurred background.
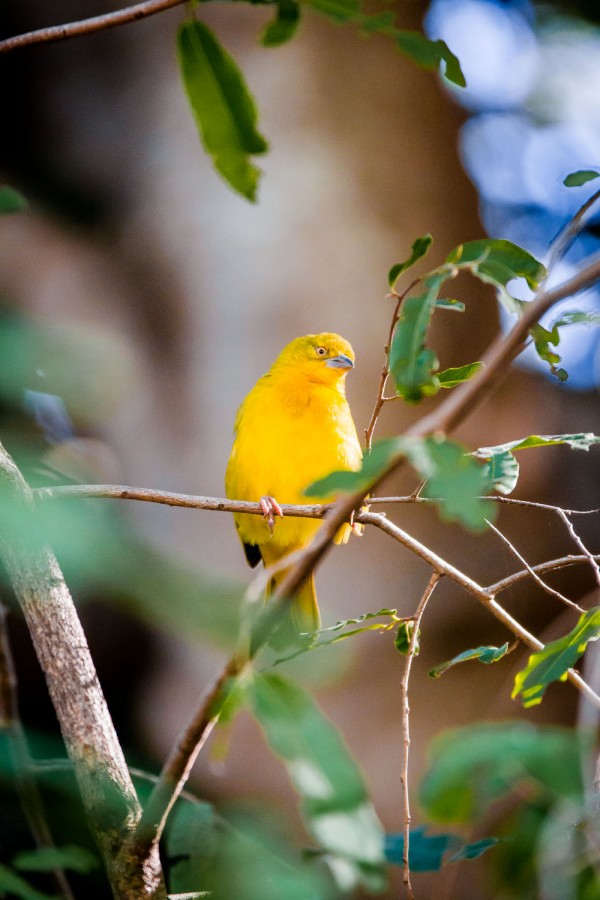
[1,0,600,895]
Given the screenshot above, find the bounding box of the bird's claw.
[260,495,283,534]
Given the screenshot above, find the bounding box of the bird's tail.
[267,570,320,650]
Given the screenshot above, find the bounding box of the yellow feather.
[225,333,362,642]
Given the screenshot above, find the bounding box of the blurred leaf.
[429,643,511,678]
[177,19,268,201]
[477,448,519,495]
[476,432,600,456]
[552,310,600,329]
[248,672,387,892]
[434,297,465,312]
[512,607,600,708]
[305,436,402,497]
[437,361,483,389]
[389,274,445,402]
[306,0,359,22]
[447,837,501,862]
[13,845,98,875]
[420,722,585,825]
[409,436,494,531]
[261,0,300,46]
[395,33,466,87]
[0,864,56,900]
[388,234,433,287]
[0,185,27,214]
[385,827,457,871]
[395,620,419,655]
[316,608,400,634]
[563,169,600,187]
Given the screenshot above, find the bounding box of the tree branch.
[0,444,166,899]
[0,0,186,54]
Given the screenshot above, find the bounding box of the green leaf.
[395,620,419,655]
[306,0,360,23]
[512,607,600,708]
[476,448,519,495]
[437,361,484,389]
[0,185,27,214]
[395,33,466,87]
[305,436,402,497]
[13,845,98,875]
[247,672,387,892]
[552,309,600,329]
[0,864,57,900]
[388,234,433,287]
[261,0,301,46]
[447,239,546,310]
[420,722,585,825]
[434,297,465,312]
[563,169,600,187]
[385,827,458,871]
[389,274,446,402]
[429,643,511,678]
[476,432,600,457]
[177,19,268,201]
[447,837,501,862]
[316,608,400,635]
[407,436,494,531]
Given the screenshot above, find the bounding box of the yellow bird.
[225,333,362,644]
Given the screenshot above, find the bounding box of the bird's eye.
[316,346,326,356]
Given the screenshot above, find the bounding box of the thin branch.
[400,573,440,899]
[0,0,186,54]
[488,554,600,595]
[359,511,600,710]
[556,509,600,588]
[485,519,584,613]
[546,186,600,273]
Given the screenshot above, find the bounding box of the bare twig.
[400,573,440,899]
[546,187,600,273]
[488,554,600,595]
[556,509,600,588]
[485,519,584,613]
[364,279,419,451]
[0,0,186,54]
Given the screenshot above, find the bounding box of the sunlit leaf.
[177,19,268,201]
[316,608,399,634]
[261,0,301,46]
[563,169,600,187]
[437,361,484,389]
[447,239,546,307]
[420,722,585,825]
[0,185,27,214]
[385,827,458,871]
[512,607,600,708]
[13,845,98,875]
[389,274,446,402]
[248,672,387,892]
[476,448,519,495]
[429,643,511,678]
[475,432,600,456]
[388,234,433,287]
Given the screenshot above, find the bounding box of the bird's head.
[275,333,355,386]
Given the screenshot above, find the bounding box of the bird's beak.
[326,354,354,370]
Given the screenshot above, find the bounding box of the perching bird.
[225,333,362,645]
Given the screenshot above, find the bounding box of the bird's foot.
[260,495,283,534]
